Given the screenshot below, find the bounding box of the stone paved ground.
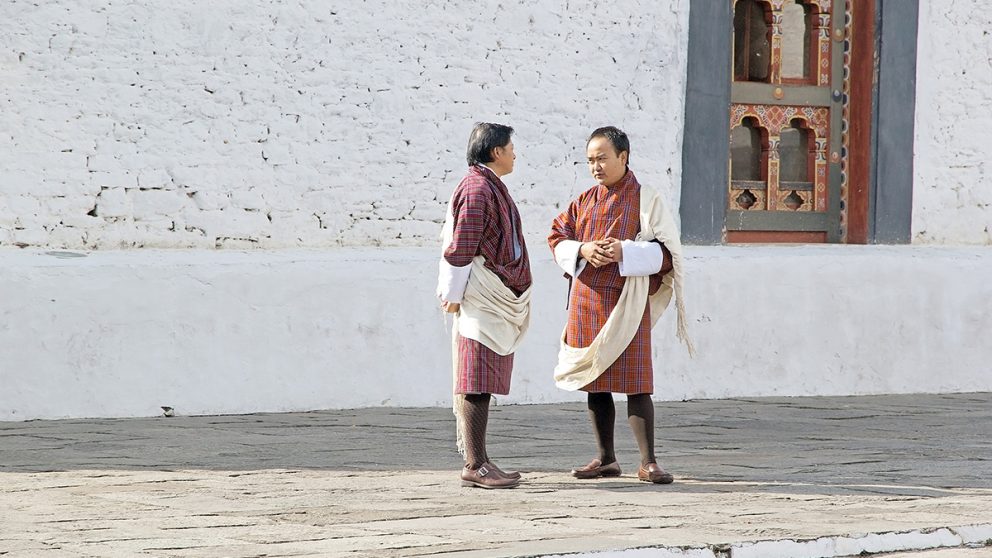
[1,393,991,557]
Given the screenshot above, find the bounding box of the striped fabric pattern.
[445,165,531,395]
[444,165,531,294]
[547,170,666,395]
[455,334,514,395]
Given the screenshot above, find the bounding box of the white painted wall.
[3,247,990,421]
[2,2,991,420]
[0,0,689,251]
[3,0,990,248]
[912,0,992,244]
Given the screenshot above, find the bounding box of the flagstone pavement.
[2,393,991,557]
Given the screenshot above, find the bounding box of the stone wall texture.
[0,0,689,249]
[912,0,992,244]
[2,0,989,248]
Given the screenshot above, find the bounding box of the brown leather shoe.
[637,462,674,484]
[571,458,622,479]
[461,463,520,489]
[488,461,521,480]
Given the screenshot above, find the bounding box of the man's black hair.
[466,122,514,166]
[587,126,630,162]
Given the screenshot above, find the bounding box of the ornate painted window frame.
[679,0,918,244]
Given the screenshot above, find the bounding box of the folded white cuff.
[437,259,472,303]
[618,240,664,277]
[553,240,585,277]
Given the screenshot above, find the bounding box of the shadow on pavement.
[2,393,990,494]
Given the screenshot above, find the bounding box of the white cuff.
[553,240,584,277]
[437,259,472,303]
[618,240,664,277]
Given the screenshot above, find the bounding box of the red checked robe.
[444,165,531,395]
[547,170,672,394]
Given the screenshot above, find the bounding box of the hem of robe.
[453,334,513,396]
[566,282,654,395]
[580,388,654,395]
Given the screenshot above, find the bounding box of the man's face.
[491,140,516,176]
[586,137,627,187]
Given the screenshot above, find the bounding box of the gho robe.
[439,165,532,395]
[547,170,672,394]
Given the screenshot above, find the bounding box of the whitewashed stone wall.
[913,0,992,244]
[0,0,689,250]
[3,1,992,421]
[4,246,991,421]
[4,0,991,248]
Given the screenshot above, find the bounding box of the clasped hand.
[580,237,622,268]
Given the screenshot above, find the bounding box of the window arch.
[734,0,773,82]
[730,116,769,210]
[779,117,815,210]
[780,0,816,82]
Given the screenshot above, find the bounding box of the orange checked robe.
[547,170,672,394]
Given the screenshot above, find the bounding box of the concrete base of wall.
[2,246,990,421]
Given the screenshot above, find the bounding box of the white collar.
[478,163,499,177]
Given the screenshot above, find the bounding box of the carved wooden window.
[778,118,815,210]
[730,117,768,210]
[734,0,772,82]
[727,0,845,243]
[780,1,814,82]
[681,1,904,244]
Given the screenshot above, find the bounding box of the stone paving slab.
[2,469,990,557]
[1,393,991,557]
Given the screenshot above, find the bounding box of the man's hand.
[580,238,622,267]
[602,237,622,263]
[441,301,461,313]
[580,240,613,268]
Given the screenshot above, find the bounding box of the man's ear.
[490,146,502,161]
[619,151,629,166]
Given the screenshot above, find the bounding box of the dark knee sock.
[587,392,616,464]
[461,393,491,469]
[627,393,656,466]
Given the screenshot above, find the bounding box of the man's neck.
[479,163,504,177]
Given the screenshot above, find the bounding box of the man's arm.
[616,239,667,277]
[438,184,488,308]
[437,258,471,307]
[548,200,580,275]
[443,185,488,268]
[549,199,613,274]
